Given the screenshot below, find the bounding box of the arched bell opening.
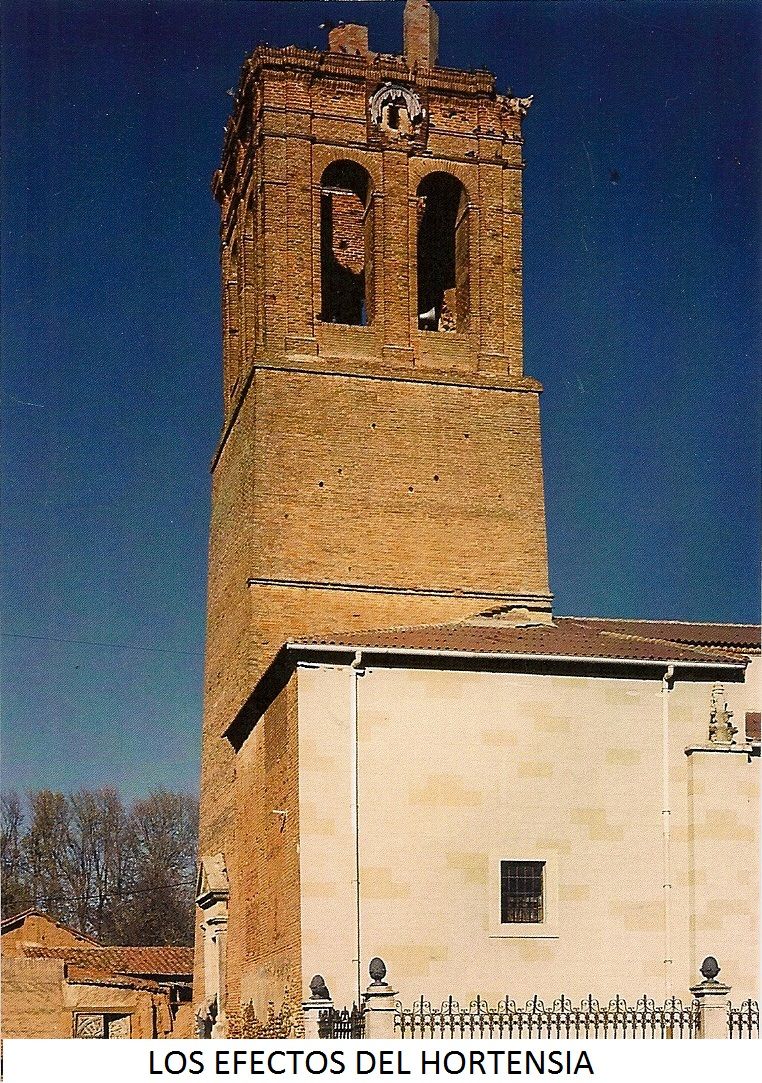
[416,172,470,332]
[320,161,374,326]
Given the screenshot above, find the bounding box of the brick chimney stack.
[404,0,439,68]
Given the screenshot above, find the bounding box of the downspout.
[350,650,365,1007]
[661,664,675,1000]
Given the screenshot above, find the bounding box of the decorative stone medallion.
[369,83,425,139]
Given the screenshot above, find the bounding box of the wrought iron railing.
[318,1004,365,1039]
[395,994,701,1039]
[727,1000,760,1039]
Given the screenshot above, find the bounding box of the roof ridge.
[292,617,465,643]
[66,965,162,992]
[563,615,760,631]
[1,908,99,944]
[597,628,745,663]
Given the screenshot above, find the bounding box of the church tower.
[199,0,551,968]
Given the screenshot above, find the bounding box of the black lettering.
[421,1051,439,1073]
[379,1051,396,1075]
[149,1051,163,1076]
[306,1051,329,1075]
[188,1051,205,1075]
[356,1052,375,1075]
[396,1051,411,1076]
[267,1051,285,1075]
[216,1050,229,1074]
[164,1052,188,1076]
[527,1051,545,1073]
[575,1052,594,1074]
[470,1052,486,1075]
[443,1051,465,1074]
[547,1050,564,1073]
[330,1052,345,1074]
[507,1051,522,1075]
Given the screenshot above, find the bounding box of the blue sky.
[1,1,760,798]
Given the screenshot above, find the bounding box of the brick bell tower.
[200,0,551,912]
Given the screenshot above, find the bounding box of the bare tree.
[93,788,136,943]
[125,790,198,946]
[25,790,72,922]
[1,791,31,918]
[65,788,134,939]
[1,788,198,945]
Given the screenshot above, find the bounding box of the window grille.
[73,1012,131,1038]
[501,860,544,924]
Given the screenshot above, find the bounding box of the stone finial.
[309,974,331,1000]
[363,958,397,1039]
[690,957,732,1039]
[709,683,737,744]
[514,95,534,117]
[369,957,387,986]
[700,956,720,982]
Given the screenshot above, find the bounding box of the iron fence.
[727,999,760,1039]
[316,994,761,1039]
[395,994,703,1039]
[318,1004,365,1039]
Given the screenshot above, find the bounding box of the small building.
[1,909,194,1038]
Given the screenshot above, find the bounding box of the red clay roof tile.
[289,616,756,667]
[66,965,162,992]
[22,944,193,976]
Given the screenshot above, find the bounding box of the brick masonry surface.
[198,2,551,1013]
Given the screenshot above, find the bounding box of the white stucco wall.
[296,656,759,1010]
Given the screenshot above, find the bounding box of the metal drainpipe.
[661,663,675,1000]
[350,650,365,1007]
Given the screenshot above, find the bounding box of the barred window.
[500,860,544,924]
[73,1012,131,1038]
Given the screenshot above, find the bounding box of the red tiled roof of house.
[288,615,756,667]
[22,944,193,976]
[66,965,162,992]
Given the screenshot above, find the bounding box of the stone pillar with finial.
[302,975,333,1040]
[362,958,398,1040]
[690,956,731,1038]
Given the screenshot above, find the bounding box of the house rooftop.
[0,908,99,945]
[21,944,194,978]
[65,965,164,993]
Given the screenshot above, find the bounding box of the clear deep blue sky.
[1,1,760,799]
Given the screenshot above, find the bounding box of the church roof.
[288,615,758,668]
[563,617,759,652]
